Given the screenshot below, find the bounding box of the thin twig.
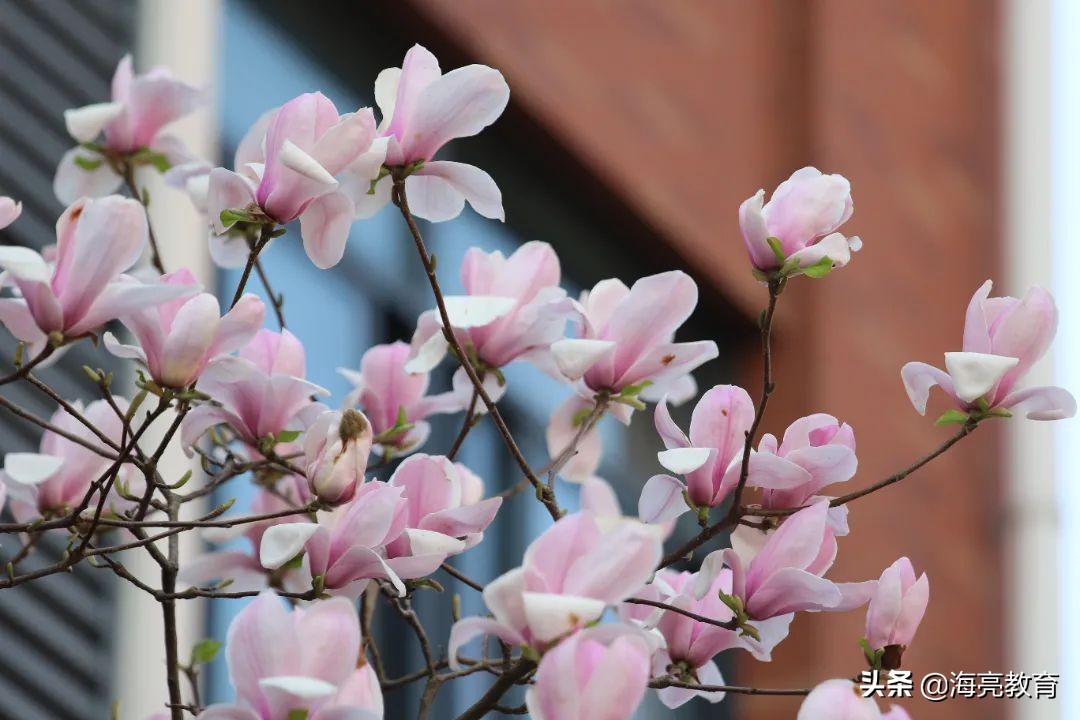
[622,597,738,630]
[650,677,812,696]
[447,387,480,461]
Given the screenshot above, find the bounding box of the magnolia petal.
[64,102,124,142]
[3,453,63,486]
[259,523,320,570]
[1002,385,1078,420]
[53,148,124,205]
[416,161,504,221]
[0,246,51,284]
[944,351,1019,403]
[258,675,337,699]
[900,361,958,415]
[657,447,713,475]
[442,295,517,328]
[207,168,257,234]
[550,338,616,381]
[638,474,689,524]
[653,395,691,449]
[521,592,606,643]
[299,190,354,269]
[279,139,338,187]
[103,331,148,364]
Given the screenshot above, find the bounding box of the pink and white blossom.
[197,591,382,720]
[0,196,195,355]
[55,54,203,204]
[303,409,374,506]
[551,271,718,410]
[448,511,663,662]
[694,501,873,621]
[406,242,574,402]
[740,167,861,276]
[181,330,328,455]
[208,92,377,269]
[383,454,501,579]
[902,280,1076,421]
[338,341,464,455]
[640,386,813,521]
[344,44,510,222]
[259,481,408,598]
[756,413,858,534]
[104,268,265,388]
[865,557,929,654]
[525,626,653,720]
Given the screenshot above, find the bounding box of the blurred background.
[0,0,1076,719]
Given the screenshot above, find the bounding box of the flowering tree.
[0,45,1073,720]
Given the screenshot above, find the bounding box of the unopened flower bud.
[304,409,373,505]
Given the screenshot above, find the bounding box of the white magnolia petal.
[521,592,606,643]
[403,332,449,374]
[550,338,616,381]
[441,295,517,329]
[64,102,124,142]
[259,523,320,570]
[657,447,712,475]
[3,453,63,486]
[279,140,338,187]
[0,246,51,283]
[944,351,1019,403]
[258,675,337,699]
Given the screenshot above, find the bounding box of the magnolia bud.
[305,409,373,505]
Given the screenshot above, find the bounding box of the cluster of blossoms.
[0,42,1073,720]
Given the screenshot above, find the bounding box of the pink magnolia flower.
[259,481,408,598]
[524,626,653,720]
[640,386,812,522]
[449,511,663,662]
[865,557,929,655]
[550,271,718,409]
[740,167,862,277]
[2,397,137,522]
[104,268,265,388]
[338,341,464,455]
[55,54,203,204]
[0,196,21,230]
[208,92,377,269]
[303,409,374,506]
[902,280,1076,421]
[694,501,872,621]
[621,565,792,709]
[345,43,510,222]
[0,196,195,355]
[756,413,858,534]
[798,679,912,720]
[625,570,737,709]
[383,454,502,579]
[181,330,329,455]
[407,242,574,402]
[197,591,382,720]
